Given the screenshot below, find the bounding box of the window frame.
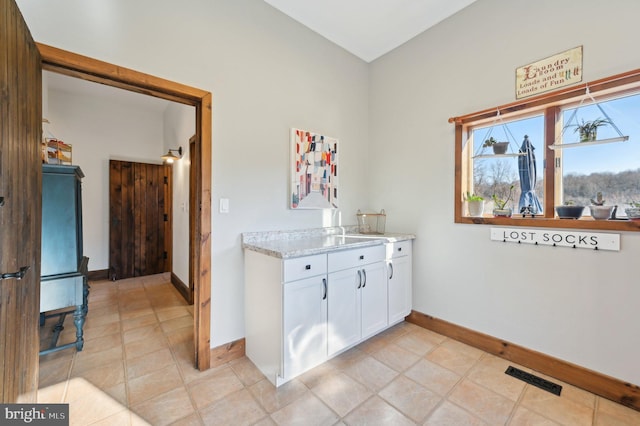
[452,68,640,232]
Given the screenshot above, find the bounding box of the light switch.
[219,198,229,213]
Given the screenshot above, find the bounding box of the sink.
[321,235,386,248]
[343,234,387,239]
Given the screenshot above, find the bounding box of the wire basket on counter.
[356,209,386,234]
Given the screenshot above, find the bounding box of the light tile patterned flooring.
[37,273,640,425]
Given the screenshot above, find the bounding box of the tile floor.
[37,273,640,425]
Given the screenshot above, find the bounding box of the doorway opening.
[38,43,212,370]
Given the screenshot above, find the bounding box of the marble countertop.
[242,226,415,259]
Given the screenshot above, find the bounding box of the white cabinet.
[244,239,412,387]
[361,261,388,338]
[327,245,387,357]
[327,268,360,355]
[244,250,327,386]
[283,275,327,381]
[386,240,412,325]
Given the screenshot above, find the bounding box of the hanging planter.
[482,137,509,154]
[472,113,526,159]
[571,118,610,142]
[492,142,509,154]
[549,89,629,150]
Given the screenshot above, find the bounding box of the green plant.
[569,118,610,141]
[590,192,605,206]
[465,192,484,202]
[482,137,497,148]
[491,185,514,210]
[573,118,610,132]
[629,200,640,208]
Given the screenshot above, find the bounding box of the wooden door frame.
[188,135,198,304]
[37,43,212,370]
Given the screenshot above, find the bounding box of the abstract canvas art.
[290,128,338,209]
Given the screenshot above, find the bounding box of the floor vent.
[505,366,562,396]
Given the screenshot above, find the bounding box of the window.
[559,94,640,212]
[453,68,640,231]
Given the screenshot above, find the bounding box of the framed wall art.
[290,128,338,209]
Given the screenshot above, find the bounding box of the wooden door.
[0,0,42,402]
[109,160,172,280]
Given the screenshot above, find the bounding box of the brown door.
[109,160,172,280]
[0,0,42,403]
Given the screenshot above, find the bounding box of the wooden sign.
[515,46,583,99]
[490,227,620,251]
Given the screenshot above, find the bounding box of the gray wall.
[369,0,640,385]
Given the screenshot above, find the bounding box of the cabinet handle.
[359,255,364,260]
[362,269,367,288]
[388,262,394,279]
[357,270,362,289]
[0,265,30,281]
[397,247,402,252]
[305,264,311,270]
[322,278,327,300]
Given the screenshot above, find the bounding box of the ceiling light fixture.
[161,146,183,164]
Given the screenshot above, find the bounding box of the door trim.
[37,43,212,370]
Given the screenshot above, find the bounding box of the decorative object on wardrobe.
[42,118,72,165]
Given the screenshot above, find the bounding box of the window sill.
[456,215,640,232]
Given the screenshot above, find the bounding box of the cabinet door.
[388,255,412,324]
[283,276,328,381]
[327,268,361,357]
[360,261,388,339]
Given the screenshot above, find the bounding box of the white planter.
[467,200,484,217]
[589,205,613,220]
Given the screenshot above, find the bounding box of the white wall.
[17,0,371,347]
[369,0,640,386]
[163,103,195,285]
[47,89,165,271]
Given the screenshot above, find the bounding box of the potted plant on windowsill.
[555,200,585,219]
[492,185,514,217]
[589,192,614,220]
[483,137,509,154]
[464,192,484,217]
[625,201,640,221]
[570,118,610,142]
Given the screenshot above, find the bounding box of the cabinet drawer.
[283,254,327,282]
[328,245,385,273]
[386,240,412,259]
